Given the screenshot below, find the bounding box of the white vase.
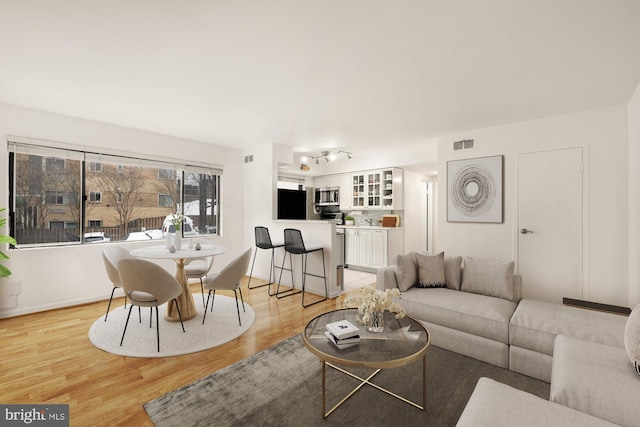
[173,232,182,249]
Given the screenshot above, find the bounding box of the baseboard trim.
[563,297,630,316]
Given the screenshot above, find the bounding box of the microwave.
[315,186,339,206]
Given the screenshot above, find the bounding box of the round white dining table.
[129,244,227,321]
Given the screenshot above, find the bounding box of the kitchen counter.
[337,225,404,230]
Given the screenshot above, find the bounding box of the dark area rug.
[144,335,549,426]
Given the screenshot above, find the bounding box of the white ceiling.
[1,1,639,172]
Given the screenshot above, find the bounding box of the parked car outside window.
[161,215,198,237]
[84,232,111,243]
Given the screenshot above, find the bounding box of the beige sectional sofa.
[509,298,626,382]
[377,252,639,426]
[377,253,522,368]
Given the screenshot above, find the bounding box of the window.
[45,157,65,172]
[45,191,70,205]
[158,169,173,179]
[158,194,173,207]
[8,139,223,247]
[182,167,221,236]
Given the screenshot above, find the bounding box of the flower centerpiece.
[170,212,184,231]
[343,287,405,332]
[167,212,185,249]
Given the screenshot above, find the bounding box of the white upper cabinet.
[321,168,403,210]
[339,173,354,209]
[381,168,403,210]
[313,174,340,189]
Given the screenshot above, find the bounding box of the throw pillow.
[444,256,463,290]
[461,256,514,300]
[393,252,418,292]
[415,252,446,288]
[624,303,640,376]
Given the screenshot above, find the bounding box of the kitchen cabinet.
[339,174,352,210]
[323,168,404,210]
[366,171,382,208]
[344,227,403,272]
[313,174,340,189]
[369,229,387,268]
[345,228,370,266]
[349,171,382,209]
[351,173,366,209]
[381,168,403,210]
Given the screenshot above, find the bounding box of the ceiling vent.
[453,139,474,151]
[244,154,254,163]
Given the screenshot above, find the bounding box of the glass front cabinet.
[344,168,402,210]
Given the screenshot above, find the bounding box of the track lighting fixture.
[309,150,352,164]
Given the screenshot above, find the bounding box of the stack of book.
[325,319,360,350]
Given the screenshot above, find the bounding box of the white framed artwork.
[447,155,503,223]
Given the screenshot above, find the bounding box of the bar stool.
[276,228,328,307]
[247,226,284,291]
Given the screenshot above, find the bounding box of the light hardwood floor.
[0,278,368,426]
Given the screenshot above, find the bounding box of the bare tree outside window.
[90,164,145,237]
[13,154,81,243]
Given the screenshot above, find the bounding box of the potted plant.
[344,215,355,226]
[0,208,17,278]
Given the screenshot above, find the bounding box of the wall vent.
[244,154,254,163]
[453,139,474,151]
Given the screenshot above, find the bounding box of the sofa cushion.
[624,303,640,375]
[461,257,514,301]
[415,252,446,288]
[393,252,418,292]
[551,335,640,427]
[510,299,626,356]
[444,255,462,290]
[458,377,616,427]
[400,287,517,344]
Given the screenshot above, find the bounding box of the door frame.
[513,145,590,300]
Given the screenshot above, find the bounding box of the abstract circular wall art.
[447,155,503,223]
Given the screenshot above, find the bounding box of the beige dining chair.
[101,245,130,321]
[117,258,185,352]
[202,248,252,326]
[184,256,215,307]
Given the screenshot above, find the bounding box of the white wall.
[0,103,245,318]
[437,105,630,307]
[628,82,640,307]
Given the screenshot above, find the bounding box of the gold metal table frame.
[303,309,431,419]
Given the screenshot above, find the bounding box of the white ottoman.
[457,377,614,426]
[551,335,640,427]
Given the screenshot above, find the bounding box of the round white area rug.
[88,294,255,357]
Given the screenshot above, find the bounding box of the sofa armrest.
[376,266,398,291]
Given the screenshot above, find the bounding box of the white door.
[518,148,583,303]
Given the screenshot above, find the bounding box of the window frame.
[7,138,223,248]
[89,191,102,203]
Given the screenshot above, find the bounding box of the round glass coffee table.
[302,308,431,418]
